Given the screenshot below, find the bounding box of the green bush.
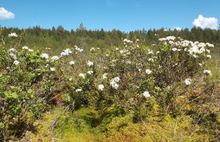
[0,33,219,141]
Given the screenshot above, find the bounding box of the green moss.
[25,108,213,142]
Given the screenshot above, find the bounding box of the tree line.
[1,24,220,52]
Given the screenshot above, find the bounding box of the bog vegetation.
[0,27,220,141]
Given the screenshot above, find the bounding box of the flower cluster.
[143,91,151,98]
[8,48,17,60]
[40,53,49,60]
[60,48,72,57]
[75,45,84,53]
[51,56,60,62]
[98,84,104,91]
[8,32,18,37]
[145,69,152,75]
[87,60,94,67]
[69,61,75,65]
[159,36,176,41]
[123,38,133,45]
[184,78,192,86]
[203,69,212,76]
[110,77,120,90]
[22,46,33,52]
[159,36,214,58]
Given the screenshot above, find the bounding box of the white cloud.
[193,14,218,29]
[0,7,15,20]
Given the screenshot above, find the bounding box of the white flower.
[206,49,210,53]
[76,88,82,92]
[51,56,59,62]
[102,73,108,79]
[50,67,56,72]
[110,77,120,90]
[9,48,17,53]
[22,46,29,50]
[9,53,17,60]
[98,84,104,91]
[192,54,198,58]
[159,38,166,41]
[40,53,49,59]
[87,60,94,67]
[90,48,95,52]
[143,91,150,98]
[148,58,154,62]
[119,50,124,54]
[203,70,212,76]
[166,36,176,41]
[172,48,178,51]
[75,45,84,52]
[113,77,120,82]
[206,55,212,59]
[60,48,72,57]
[169,41,174,45]
[45,64,49,68]
[79,73,86,79]
[13,60,20,66]
[188,44,207,57]
[156,51,160,54]
[145,69,152,75]
[69,61,75,65]
[28,49,33,52]
[87,70,94,75]
[182,40,191,47]
[184,78,192,86]
[206,43,214,48]
[198,42,206,48]
[8,33,18,37]
[159,36,176,41]
[147,50,154,55]
[110,81,119,90]
[123,39,133,44]
[199,47,206,53]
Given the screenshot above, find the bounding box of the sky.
[0,0,219,31]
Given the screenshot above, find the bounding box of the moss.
[106,115,210,142]
[24,108,212,142]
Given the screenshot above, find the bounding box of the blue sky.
[0,0,219,31]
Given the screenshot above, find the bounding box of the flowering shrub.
[0,46,64,140]
[0,33,219,141]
